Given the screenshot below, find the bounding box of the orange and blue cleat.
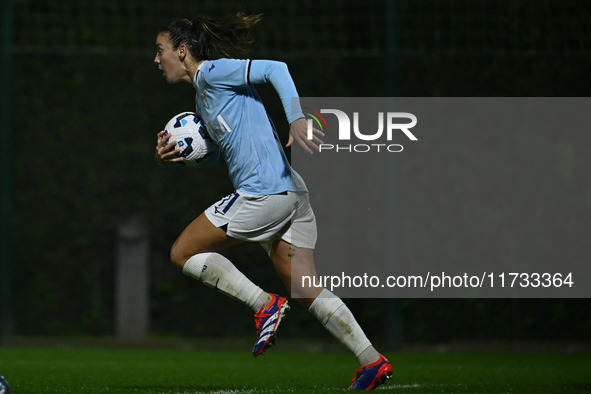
[348,354,393,391]
[252,293,290,357]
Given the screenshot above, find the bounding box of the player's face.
[154,32,183,84]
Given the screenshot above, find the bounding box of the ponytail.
[161,12,262,60]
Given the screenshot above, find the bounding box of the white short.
[204,190,317,254]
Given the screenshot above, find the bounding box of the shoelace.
[351,366,365,383]
[254,310,272,331]
[351,356,386,384]
[254,298,276,331]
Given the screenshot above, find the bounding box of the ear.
[178,43,188,61]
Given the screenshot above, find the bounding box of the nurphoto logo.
[305,108,418,153]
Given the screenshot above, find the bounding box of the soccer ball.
[162,112,217,167]
[0,376,11,394]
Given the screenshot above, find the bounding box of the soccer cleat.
[252,293,290,357]
[348,354,393,391]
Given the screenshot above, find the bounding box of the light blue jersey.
[192,58,306,195]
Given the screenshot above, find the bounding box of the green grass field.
[1,343,590,393]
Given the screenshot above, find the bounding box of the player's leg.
[270,188,392,389]
[171,211,272,313]
[270,191,380,363]
[308,285,392,390]
[270,241,392,389]
[270,240,379,362]
[269,241,321,306]
[176,191,298,357]
[170,211,241,265]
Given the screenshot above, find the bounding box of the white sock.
[309,288,380,367]
[183,252,271,312]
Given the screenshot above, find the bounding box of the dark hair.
[161,12,262,60]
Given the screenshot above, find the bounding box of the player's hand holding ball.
[155,112,217,167]
[155,130,182,165]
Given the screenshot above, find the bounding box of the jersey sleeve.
[201,59,250,89]
[248,60,305,124]
[202,59,304,124]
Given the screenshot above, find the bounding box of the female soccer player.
[153,13,392,391]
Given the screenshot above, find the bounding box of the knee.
[170,240,190,269]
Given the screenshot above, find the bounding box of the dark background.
[2,0,590,346]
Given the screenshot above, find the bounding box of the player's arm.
[155,130,185,167]
[248,60,324,153]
